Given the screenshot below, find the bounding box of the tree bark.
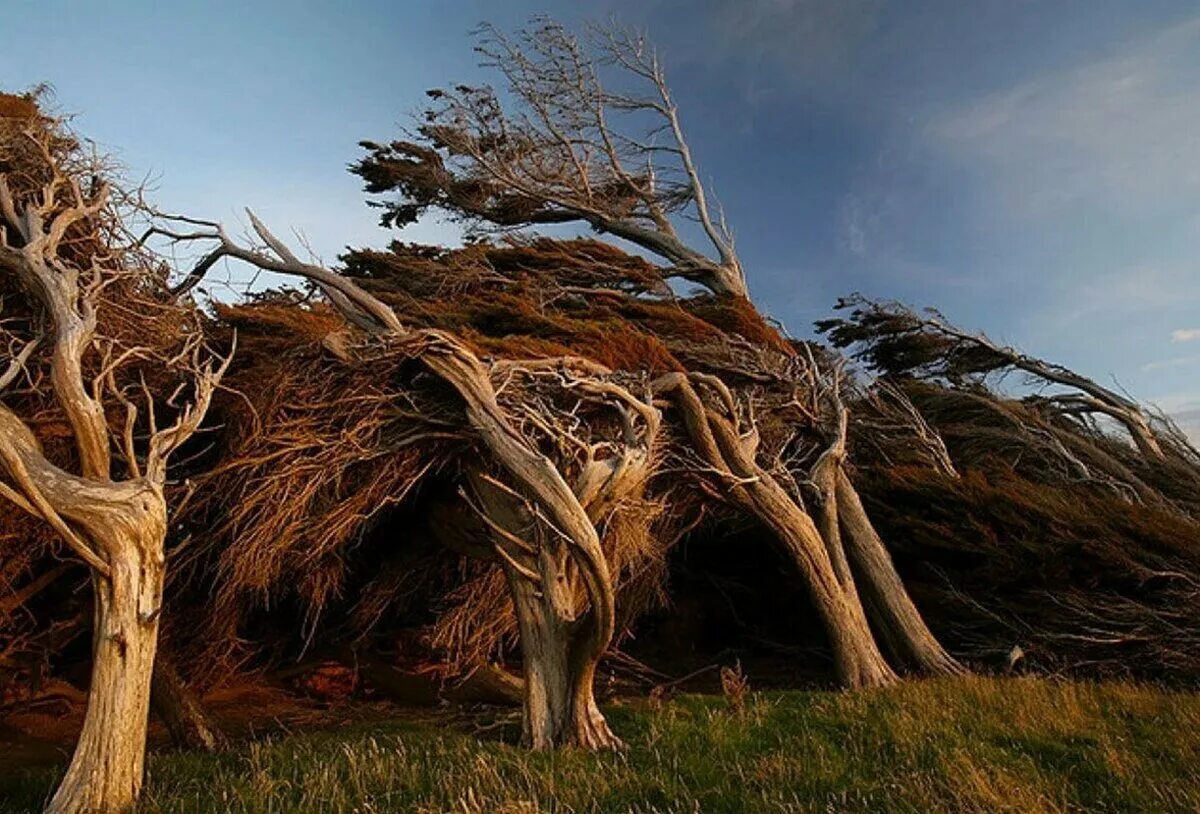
[151,652,225,752]
[834,468,964,677]
[466,468,623,750]
[655,373,896,688]
[505,561,618,750]
[47,532,164,814]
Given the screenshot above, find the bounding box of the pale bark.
[48,537,163,814]
[470,470,623,749]
[0,166,224,812]
[507,564,617,749]
[163,215,635,749]
[654,373,896,688]
[834,468,964,677]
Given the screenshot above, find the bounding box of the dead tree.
[819,294,1172,462]
[0,140,227,811]
[352,19,747,298]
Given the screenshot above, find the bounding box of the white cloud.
[1141,355,1200,372]
[1171,328,1200,343]
[928,16,1200,217]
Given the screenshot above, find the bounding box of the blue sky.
[3,0,1198,435]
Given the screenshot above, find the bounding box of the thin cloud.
[928,15,1200,218]
[702,0,882,71]
[1172,328,1200,343]
[1141,355,1200,372]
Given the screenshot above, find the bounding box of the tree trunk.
[151,652,225,752]
[47,539,164,814]
[450,663,524,706]
[834,468,965,677]
[506,564,618,750]
[656,374,896,689]
[758,487,896,688]
[1124,411,1166,461]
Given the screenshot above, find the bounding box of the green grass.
[4,677,1200,813]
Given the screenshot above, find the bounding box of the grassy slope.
[3,677,1199,813]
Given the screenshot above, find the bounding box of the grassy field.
[3,677,1199,813]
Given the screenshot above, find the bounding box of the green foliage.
[5,679,1200,813]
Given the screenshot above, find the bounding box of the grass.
[3,677,1200,813]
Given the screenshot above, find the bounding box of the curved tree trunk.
[47,530,165,814]
[834,468,964,676]
[506,564,618,749]
[750,473,895,688]
[655,372,896,688]
[470,468,623,750]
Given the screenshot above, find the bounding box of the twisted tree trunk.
[45,504,167,814]
[507,562,617,749]
[470,469,622,749]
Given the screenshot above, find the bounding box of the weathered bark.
[655,373,896,688]
[161,214,652,750]
[151,652,225,752]
[1,137,224,814]
[47,521,165,814]
[505,561,617,749]
[834,468,965,677]
[470,471,622,749]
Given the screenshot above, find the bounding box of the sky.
[3,0,1198,437]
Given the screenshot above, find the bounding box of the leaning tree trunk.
[833,468,964,676]
[47,519,166,814]
[747,470,895,688]
[655,373,896,688]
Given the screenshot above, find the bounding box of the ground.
[2,677,1199,812]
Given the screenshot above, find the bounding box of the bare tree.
[0,126,228,812]
[352,18,748,297]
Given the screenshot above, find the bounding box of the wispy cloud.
[928,16,1200,218]
[701,0,882,72]
[1141,355,1200,372]
[1172,328,1200,343]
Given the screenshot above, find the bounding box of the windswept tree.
[0,95,228,813]
[353,19,748,298]
[146,214,654,748]
[818,294,1184,463]
[143,19,962,750]
[347,20,962,688]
